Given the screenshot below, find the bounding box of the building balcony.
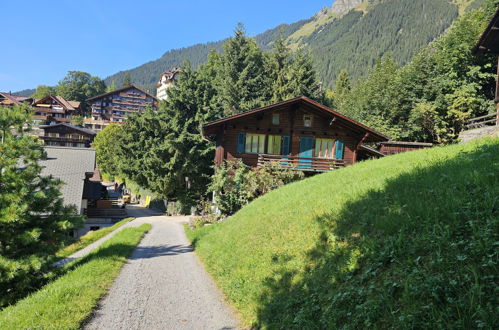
[257,154,345,172]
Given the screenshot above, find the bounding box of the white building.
[156,68,180,100]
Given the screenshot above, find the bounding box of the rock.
[330,0,363,16]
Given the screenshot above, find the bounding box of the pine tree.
[0,105,82,306]
[220,23,268,115]
[268,33,293,102]
[122,73,132,87]
[287,48,320,99]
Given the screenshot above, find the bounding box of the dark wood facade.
[379,141,433,155]
[474,6,499,125]
[85,85,158,131]
[40,123,96,148]
[203,97,389,172]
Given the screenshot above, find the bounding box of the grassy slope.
[0,224,151,329]
[186,138,498,329]
[56,217,134,259]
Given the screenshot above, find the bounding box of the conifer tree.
[122,72,132,87]
[220,23,268,115]
[0,105,82,306]
[268,33,293,102]
[288,48,320,99]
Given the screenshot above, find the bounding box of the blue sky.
[0,0,330,92]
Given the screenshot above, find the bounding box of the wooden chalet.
[474,6,499,126]
[0,92,32,107]
[203,96,389,172]
[40,123,96,148]
[32,95,81,125]
[85,85,158,131]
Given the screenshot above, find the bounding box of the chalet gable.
[86,84,158,103]
[203,96,389,143]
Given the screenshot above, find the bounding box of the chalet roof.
[33,95,79,110]
[40,122,97,136]
[0,92,31,106]
[474,6,499,54]
[160,68,181,81]
[203,96,390,142]
[380,141,433,147]
[40,147,96,213]
[86,84,158,102]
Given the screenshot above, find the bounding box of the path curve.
[84,206,238,330]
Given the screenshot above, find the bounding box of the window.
[49,132,59,137]
[315,138,335,159]
[272,113,280,125]
[267,135,282,154]
[245,133,265,153]
[304,115,312,127]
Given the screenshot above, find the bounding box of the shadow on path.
[130,244,193,259]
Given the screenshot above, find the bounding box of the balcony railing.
[257,154,345,172]
[464,113,498,130]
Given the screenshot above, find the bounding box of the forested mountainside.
[103,0,482,92]
[15,0,487,96]
[103,18,312,92]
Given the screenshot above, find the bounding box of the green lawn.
[186,137,499,329]
[0,224,151,330]
[56,217,134,259]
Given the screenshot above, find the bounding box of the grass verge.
[0,224,151,329]
[56,217,134,259]
[185,137,498,328]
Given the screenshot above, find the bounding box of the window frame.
[272,113,280,125]
[303,114,313,127]
[244,133,266,154]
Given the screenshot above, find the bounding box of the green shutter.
[237,132,246,153]
[281,136,291,155]
[335,139,344,159]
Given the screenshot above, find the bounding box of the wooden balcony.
[257,154,345,172]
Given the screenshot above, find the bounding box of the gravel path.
[84,206,238,330]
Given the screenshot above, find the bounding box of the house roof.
[473,6,499,54]
[33,95,79,110]
[86,84,158,102]
[40,147,96,213]
[380,141,433,147]
[0,92,31,106]
[39,122,97,136]
[359,144,386,157]
[203,96,390,142]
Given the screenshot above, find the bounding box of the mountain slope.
[186,137,499,328]
[103,0,468,91]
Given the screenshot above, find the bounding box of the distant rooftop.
[40,147,96,212]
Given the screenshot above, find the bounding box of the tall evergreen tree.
[220,23,268,115]
[267,33,293,102]
[287,48,320,99]
[122,73,132,87]
[0,105,82,306]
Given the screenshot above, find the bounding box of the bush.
[209,160,304,216]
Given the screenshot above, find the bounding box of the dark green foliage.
[0,105,82,307]
[335,4,498,143]
[116,64,214,210]
[56,71,106,103]
[308,0,459,87]
[122,72,132,87]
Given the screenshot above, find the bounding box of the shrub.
[209,160,304,216]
